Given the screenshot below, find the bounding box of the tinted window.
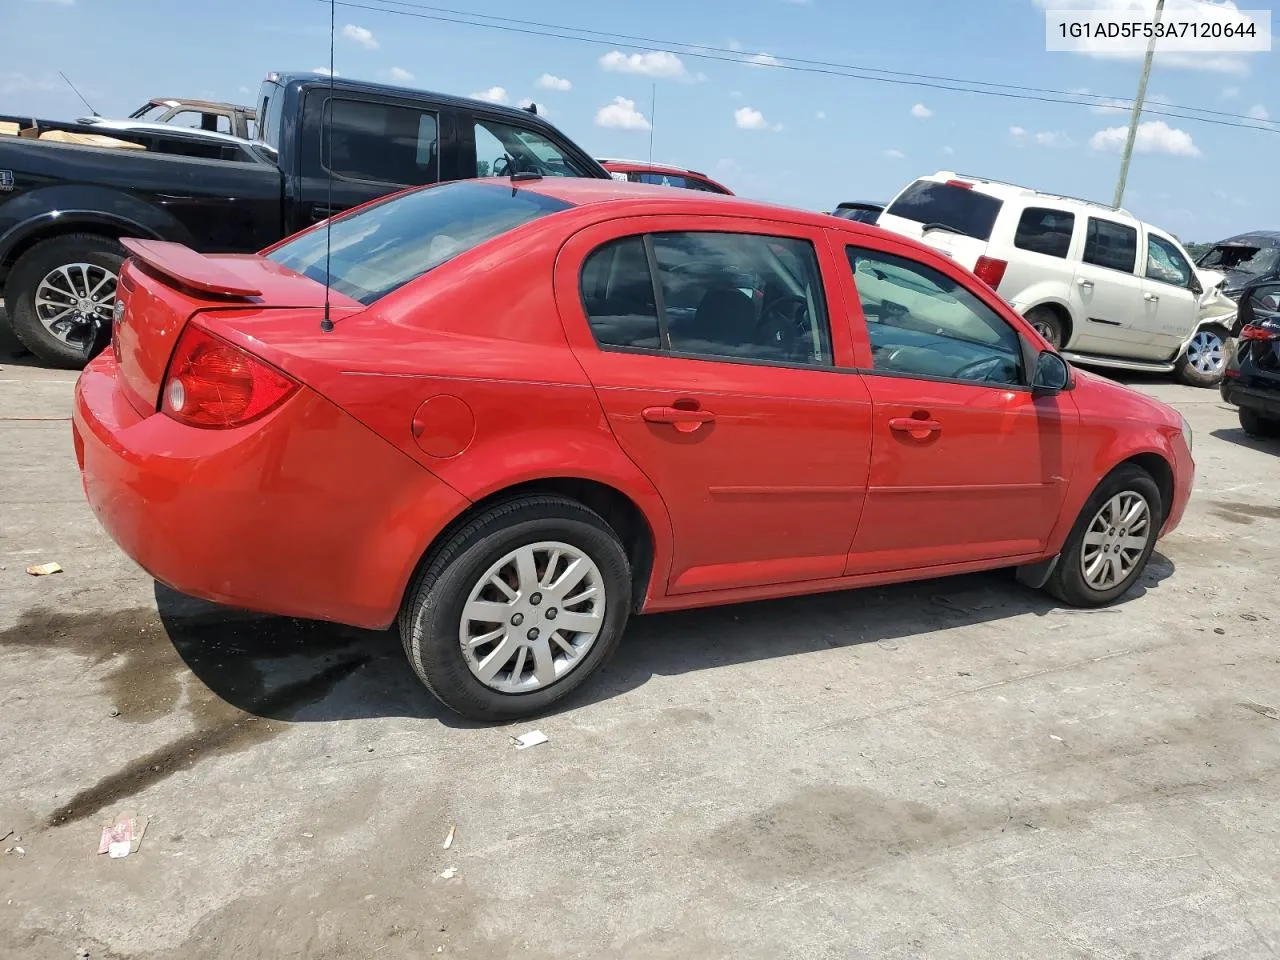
[320,99,439,185]
[580,237,661,349]
[261,87,285,151]
[1146,234,1193,287]
[267,181,570,305]
[846,247,1022,385]
[884,180,1003,241]
[474,118,588,178]
[651,232,833,365]
[835,206,882,224]
[1083,218,1138,273]
[1014,207,1075,259]
[632,171,697,190]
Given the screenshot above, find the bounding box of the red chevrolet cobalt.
[74,178,1194,721]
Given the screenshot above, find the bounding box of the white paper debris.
[440,866,457,879]
[511,730,548,750]
[443,825,455,849]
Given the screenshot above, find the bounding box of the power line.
[324,0,1278,134]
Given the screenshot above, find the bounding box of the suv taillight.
[161,325,299,429]
[973,256,1008,291]
[945,179,973,189]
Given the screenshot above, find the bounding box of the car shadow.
[153,551,1177,728]
[0,307,43,368]
[1210,426,1280,453]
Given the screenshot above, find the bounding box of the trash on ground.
[511,730,549,750]
[25,561,63,577]
[440,866,457,879]
[4,845,25,857]
[97,811,148,858]
[1049,734,1065,742]
[443,824,456,849]
[301,832,314,839]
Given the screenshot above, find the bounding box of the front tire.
[1176,325,1228,388]
[6,233,125,369]
[1239,408,1280,439]
[1045,465,1162,607]
[399,496,632,722]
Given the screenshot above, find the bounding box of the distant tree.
[477,160,491,177]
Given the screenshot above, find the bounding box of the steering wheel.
[757,294,811,357]
[950,355,1009,383]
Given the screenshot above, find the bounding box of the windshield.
[1198,243,1280,277]
[266,181,572,305]
[884,180,1003,241]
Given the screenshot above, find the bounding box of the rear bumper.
[72,354,469,629]
[1221,378,1280,418]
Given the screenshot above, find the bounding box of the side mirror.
[1189,274,1204,296]
[1032,351,1070,395]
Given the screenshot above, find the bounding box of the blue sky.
[5,0,1277,241]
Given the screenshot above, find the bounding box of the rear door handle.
[1076,277,1094,288]
[642,405,715,433]
[1144,292,1159,302]
[889,416,942,439]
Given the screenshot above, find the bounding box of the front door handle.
[642,405,715,433]
[889,416,942,440]
[1076,277,1094,288]
[312,205,337,222]
[1144,292,1160,302]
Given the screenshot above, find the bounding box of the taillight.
[1239,323,1280,341]
[161,324,299,429]
[945,179,973,189]
[973,256,1008,291]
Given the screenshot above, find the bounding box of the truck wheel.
[1024,306,1064,349]
[1239,408,1280,439]
[1175,325,1228,388]
[6,234,125,370]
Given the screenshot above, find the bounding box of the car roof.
[836,201,886,209]
[598,158,710,177]
[912,170,1137,220]
[1215,231,1280,247]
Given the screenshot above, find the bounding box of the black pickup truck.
[0,71,608,367]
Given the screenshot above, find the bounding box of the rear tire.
[1175,325,1228,388]
[6,233,125,370]
[1024,306,1065,349]
[1239,408,1280,439]
[1045,464,1162,608]
[398,495,632,722]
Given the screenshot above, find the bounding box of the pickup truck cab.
[0,72,608,367]
[875,172,1237,387]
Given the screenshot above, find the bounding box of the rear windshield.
[266,181,572,304]
[884,180,1003,242]
[1198,242,1280,277]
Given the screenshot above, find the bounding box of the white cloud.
[237,85,251,95]
[735,106,777,130]
[729,89,743,99]
[599,50,693,81]
[471,86,509,104]
[815,110,827,120]
[943,145,955,155]
[312,67,340,77]
[910,103,933,119]
[1089,119,1201,156]
[1222,85,1240,98]
[1035,130,1076,148]
[0,72,61,94]
[1009,125,1027,137]
[595,96,650,130]
[387,67,414,82]
[536,73,571,91]
[748,52,782,67]
[1247,103,1270,120]
[341,23,378,50]
[884,148,905,159]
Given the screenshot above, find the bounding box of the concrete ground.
[2,316,1278,960]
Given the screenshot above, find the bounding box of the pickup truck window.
[1083,218,1138,274]
[265,181,571,305]
[474,117,588,178]
[320,98,440,185]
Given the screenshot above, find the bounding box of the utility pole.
[1112,0,1165,209]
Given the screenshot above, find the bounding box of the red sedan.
[599,159,734,195]
[73,177,1194,721]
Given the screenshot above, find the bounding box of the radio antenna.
[320,0,336,333]
[59,71,99,117]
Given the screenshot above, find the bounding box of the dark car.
[1221,277,1280,438]
[1195,231,1280,303]
[832,201,885,225]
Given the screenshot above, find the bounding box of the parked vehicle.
[73,178,1194,721]
[875,171,1237,387]
[832,201,884,224]
[0,72,609,367]
[599,159,733,194]
[1195,231,1280,306]
[81,97,258,140]
[1221,278,1280,438]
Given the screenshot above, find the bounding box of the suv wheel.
[1239,408,1280,439]
[1024,307,1064,349]
[399,495,633,722]
[1175,325,1228,388]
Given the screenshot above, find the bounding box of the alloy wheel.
[459,541,606,694]
[1079,491,1151,591]
[1186,330,1225,376]
[34,263,118,347]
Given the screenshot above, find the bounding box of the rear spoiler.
[120,238,262,298]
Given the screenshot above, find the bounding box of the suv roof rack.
[940,172,1131,217]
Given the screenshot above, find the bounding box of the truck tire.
[6,234,126,369]
[1175,324,1228,388]
[1239,408,1280,439]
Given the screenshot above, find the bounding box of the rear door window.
[1083,218,1138,273]
[1014,207,1075,258]
[883,180,1003,241]
[319,98,440,185]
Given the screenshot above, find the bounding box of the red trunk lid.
[112,239,355,411]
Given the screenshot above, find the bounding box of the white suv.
[875,171,1237,386]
